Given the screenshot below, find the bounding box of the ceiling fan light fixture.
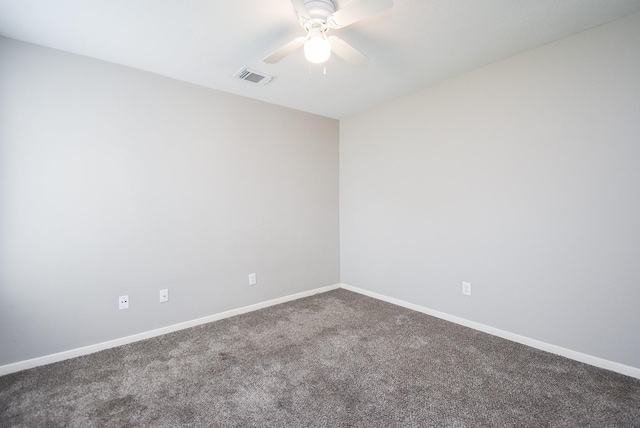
[263,0,392,66]
[304,32,331,64]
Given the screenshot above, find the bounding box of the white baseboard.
[4,282,638,380]
[340,283,640,380]
[0,283,341,377]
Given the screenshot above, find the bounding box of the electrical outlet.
[248,273,257,286]
[159,289,169,303]
[119,295,129,310]
[462,282,472,296]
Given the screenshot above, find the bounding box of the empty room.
[1,0,639,426]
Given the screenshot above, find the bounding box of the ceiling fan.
[264,0,393,65]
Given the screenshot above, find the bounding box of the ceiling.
[1,0,640,119]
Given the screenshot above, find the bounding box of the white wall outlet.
[159,289,169,303]
[462,281,472,296]
[248,273,257,286]
[119,295,129,310]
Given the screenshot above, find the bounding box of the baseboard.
[5,282,637,380]
[0,283,341,377]
[340,283,640,380]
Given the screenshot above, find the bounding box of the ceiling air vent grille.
[233,67,273,86]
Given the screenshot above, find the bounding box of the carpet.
[1,289,639,427]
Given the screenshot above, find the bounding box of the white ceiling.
[1,0,640,119]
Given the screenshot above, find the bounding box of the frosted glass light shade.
[304,36,331,64]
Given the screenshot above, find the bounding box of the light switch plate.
[119,295,129,310]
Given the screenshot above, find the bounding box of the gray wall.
[0,37,340,365]
[340,13,640,368]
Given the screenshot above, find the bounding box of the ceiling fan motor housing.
[303,0,336,21]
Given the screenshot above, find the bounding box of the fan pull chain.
[307,64,329,75]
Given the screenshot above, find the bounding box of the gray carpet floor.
[1,289,639,427]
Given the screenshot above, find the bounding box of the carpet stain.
[92,395,147,423]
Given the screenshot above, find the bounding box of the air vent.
[233,67,273,86]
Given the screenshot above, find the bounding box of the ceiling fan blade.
[327,0,393,29]
[290,0,310,18]
[263,36,306,63]
[330,37,368,64]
